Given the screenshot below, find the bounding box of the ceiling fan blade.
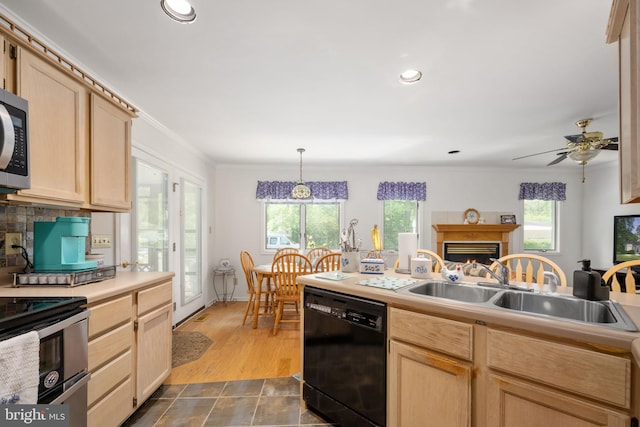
[564,134,584,143]
[547,152,569,166]
[512,147,570,161]
[601,142,619,151]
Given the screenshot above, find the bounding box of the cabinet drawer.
[89,322,132,371]
[138,281,172,315]
[88,376,133,427]
[88,349,132,407]
[486,329,631,408]
[88,294,132,339]
[389,307,473,361]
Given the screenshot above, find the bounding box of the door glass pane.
[383,200,418,250]
[265,203,301,250]
[523,200,557,251]
[305,203,340,249]
[135,160,169,272]
[182,180,202,303]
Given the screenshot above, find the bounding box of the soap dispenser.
[572,259,610,301]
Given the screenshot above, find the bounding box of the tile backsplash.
[0,205,90,270]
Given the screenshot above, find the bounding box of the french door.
[127,149,206,325]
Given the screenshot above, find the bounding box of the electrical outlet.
[91,234,112,249]
[5,232,22,255]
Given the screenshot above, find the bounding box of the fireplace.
[432,223,520,261]
[443,242,500,265]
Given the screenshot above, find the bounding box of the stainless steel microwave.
[0,88,29,192]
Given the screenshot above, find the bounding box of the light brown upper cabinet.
[89,94,131,211]
[14,47,87,206]
[0,16,136,212]
[607,0,640,203]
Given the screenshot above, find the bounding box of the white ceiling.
[0,0,620,168]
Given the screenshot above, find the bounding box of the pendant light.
[291,148,312,199]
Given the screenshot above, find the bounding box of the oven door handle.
[37,310,89,339]
[50,372,91,405]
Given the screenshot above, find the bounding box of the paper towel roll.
[398,233,417,271]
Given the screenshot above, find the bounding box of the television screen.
[613,214,640,264]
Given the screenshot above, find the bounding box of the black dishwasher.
[303,286,386,427]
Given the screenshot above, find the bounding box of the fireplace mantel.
[432,223,520,259]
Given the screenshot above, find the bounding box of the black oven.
[303,287,387,427]
[0,296,89,427]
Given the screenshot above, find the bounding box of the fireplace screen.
[443,242,500,265]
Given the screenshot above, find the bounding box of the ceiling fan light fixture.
[161,0,196,23]
[291,148,312,199]
[399,69,422,84]
[568,149,599,165]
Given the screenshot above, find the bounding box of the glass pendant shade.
[292,182,311,199]
[568,149,599,165]
[291,148,311,199]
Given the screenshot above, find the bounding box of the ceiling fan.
[513,118,619,166]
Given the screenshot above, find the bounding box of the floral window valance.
[256,181,348,200]
[518,182,566,201]
[377,181,426,201]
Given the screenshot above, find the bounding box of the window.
[523,199,558,251]
[383,200,419,250]
[264,202,342,251]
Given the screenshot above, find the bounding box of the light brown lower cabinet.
[136,299,172,403]
[387,307,473,427]
[388,340,472,427]
[486,374,630,427]
[387,306,637,426]
[86,280,172,427]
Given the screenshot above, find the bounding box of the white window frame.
[522,199,560,254]
[260,200,345,254]
[379,200,422,250]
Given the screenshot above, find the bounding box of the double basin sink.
[396,281,637,331]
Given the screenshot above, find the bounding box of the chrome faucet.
[475,258,510,287]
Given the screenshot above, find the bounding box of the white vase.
[341,252,360,273]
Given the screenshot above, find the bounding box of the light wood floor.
[165,300,301,384]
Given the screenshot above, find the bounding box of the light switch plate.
[92,234,112,249]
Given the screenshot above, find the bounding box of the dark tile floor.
[121,377,337,427]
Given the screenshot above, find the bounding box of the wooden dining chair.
[602,261,640,293]
[489,254,567,289]
[306,247,331,266]
[239,251,274,325]
[416,249,445,273]
[271,253,312,335]
[273,247,299,259]
[314,252,341,273]
[393,249,444,273]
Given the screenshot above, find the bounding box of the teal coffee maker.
[34,217,97,271]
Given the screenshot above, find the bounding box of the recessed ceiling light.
[399,69,422,84]
[161,0,196,23]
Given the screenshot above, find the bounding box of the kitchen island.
[0,271,175,427]
[298,271,640,427]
